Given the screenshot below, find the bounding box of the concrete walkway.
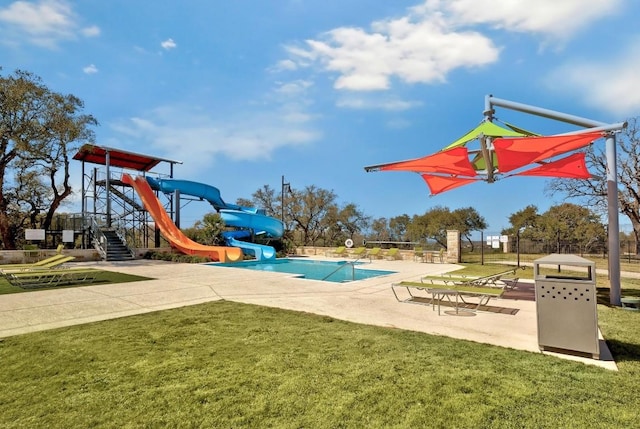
[0,258,616,370]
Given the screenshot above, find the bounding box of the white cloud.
[0,0,97,48]
[336,96,423,111]
[269,59,298,72]
[546,39,640,117]
[284,0,623,92]
[287,10,499,91]
[161,38,177,50]
[421,0,623,39]
[81,25,100,37]
[274,79,313,96]
[110,103,321,173]
[82,63,98,74]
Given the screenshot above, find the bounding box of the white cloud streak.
[422,0,623,39]
[82,63,98,74]
[112,105,320,173]
[161,38,177,50]
[546,38,640,117]
[283,0,624,92]
[336,97,423,111]
[0,0,98,48]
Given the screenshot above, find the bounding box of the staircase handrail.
[88,216,108,259]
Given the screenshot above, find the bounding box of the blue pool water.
[213,258,395,283]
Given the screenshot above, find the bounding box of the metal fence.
[461,232,639,271]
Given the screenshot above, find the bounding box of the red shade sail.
[493,131,603,173]
[513,152,591,179]
[421,174,478,195]
[378,147,478,176]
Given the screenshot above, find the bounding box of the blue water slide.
[145,177,255,213]
[225,237,276,260]
[145,177,283,260]
[219,209,284,238]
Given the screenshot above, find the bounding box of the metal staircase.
[101,229,135,261]
[89,218,135,261]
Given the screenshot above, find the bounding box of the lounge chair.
[5,268,99,289]
[328,246,348,257]
[421,267,523,289]
[351,247,367,258]
[0,254,75,271]
[391,278,509,312]
[392,267,524,310]
[385,248,401,260]
[367,247,383,260]
[413,247,425,262]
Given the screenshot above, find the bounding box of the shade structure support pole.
[486,95,626,306]
[605,134,621,306]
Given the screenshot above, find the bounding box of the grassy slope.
[0,301,638,428]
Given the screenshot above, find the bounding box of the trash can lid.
[533,253,594,266]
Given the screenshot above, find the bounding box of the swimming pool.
[213,258,396,283]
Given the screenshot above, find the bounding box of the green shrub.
[143,250,212,263]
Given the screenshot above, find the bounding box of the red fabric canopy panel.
[421,174,477,195]
[493,131,602,173]
[513,152,591,179]
[380,147,478,177]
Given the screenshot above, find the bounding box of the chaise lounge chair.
[351,246,367,259]
[5,267,99,289]
[391,267,524,312]
[367,247,383,260]
[421,267,523,289]
[385,248,402,260]
[0,254,75,271]
[328,246,348,257]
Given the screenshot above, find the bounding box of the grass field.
[0,270,152,295]
[0,262,638,427]
[0,299,638,428]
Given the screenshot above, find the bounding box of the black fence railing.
[461,235,639,272]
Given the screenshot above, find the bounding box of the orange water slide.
[121,174,243,263]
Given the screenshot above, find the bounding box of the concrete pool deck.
[0,257,616,370]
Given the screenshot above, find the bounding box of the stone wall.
[446,230,461,263]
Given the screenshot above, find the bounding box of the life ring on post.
[345,239,354,248]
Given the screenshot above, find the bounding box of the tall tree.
[336,203,370,241]
[536,203,606,254]
[407,206,453,247]
[451,207,487,251]
[389,214,410,241]
[407,206,486,249]
[369,217,391,242]
[547,117,640,253]
[249,184,279,218]
[287,185,337,245]
[0,70,97,248]
[503,205,539,238]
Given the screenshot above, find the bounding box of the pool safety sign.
[486,235,508,249]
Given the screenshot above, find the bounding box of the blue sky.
[1,0,639,232]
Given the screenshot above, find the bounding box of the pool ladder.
[321,257,364,282]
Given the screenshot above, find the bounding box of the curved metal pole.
[486,95,625,306]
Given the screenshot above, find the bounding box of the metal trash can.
[534,254,599,359]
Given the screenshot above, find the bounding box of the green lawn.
[0,300,638,428]
[0,270,152,294]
